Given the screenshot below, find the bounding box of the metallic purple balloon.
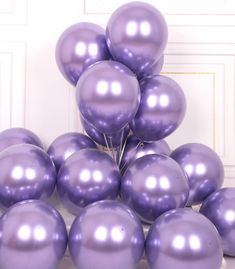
[171,143,224,206]
[0,144,56,208]
[200,188,235,256]
[106,2,168,78]
[146,208,223,269]
[69,200,145,269]
[56,22,110,86]
[121,154,189,224]
[47,132,97,172]
[57,148,120,214]
[0,200,67,269]
[81,116,130,148]
[76,60,140,134]
[120,134,171,173]
[0,127,43,152]
[130,75,186,142]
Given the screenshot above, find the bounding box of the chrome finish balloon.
[69,200,145,269]
[57,148,120,214]
[121,154,189,224]
[171,143,224,206]
[119,134,171,173]
[47,132,97,171]
[106,2,168,78]
[81,116,130,148]
[130,75,186,141]
[200,188,235,256]
[0,200,67,269]
[56,22,110,85]
[76,60,140,134]
[146,208,223,269]
[0,144,56,207]
[139,55,164,80]
[0,127,43,152]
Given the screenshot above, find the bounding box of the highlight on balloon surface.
[0,200,67,269]
[0,127,43,152]
[145,208,223,269]
[121,154,189,224]
[106,2,168,78]
[47,132,97,172]
[57,148,121,214]
[56,22,110,86]
[69,200,145,269]
[200,188,235,257]
[119,134,171,173]
[76,60,140,135]
[130,75,186,142]
[171,143,224,206]
[0,144,56,208]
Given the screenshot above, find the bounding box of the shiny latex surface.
[106,2,167,78]
[69,200,145,269]
[56,22,110,86]
[47,132,97,172]
[146,208,223,269]
[119,134,171,173]
[171,143,224,206]
[0,144,56,208]
[57,149,120,214]
[0,200,67,269]
[0,127,43,152]
[76,60,140,134]
[81,116,130,148]
[121,154,189,224]
[130,75,186,142]
[200,188,235,256]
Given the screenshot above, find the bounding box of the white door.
[0,1,235,267]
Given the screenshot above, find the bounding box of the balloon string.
[117,128,126,166]
[120,141,143,174]
[103,133,113,158]
[108,135,116,162]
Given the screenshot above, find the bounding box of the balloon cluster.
[0,2,234,269]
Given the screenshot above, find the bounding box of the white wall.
[0,0,235,186]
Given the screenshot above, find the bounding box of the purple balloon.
[56,22,110,86]
[121,154,189,224]
[200,188,235,256]
[130,75,186,142]
[0,200,67,269]
[0,127,43,152]
[47,132,97,171]
[76,60,140,134]
[171,143,224,206]
[0,144,56,208]
[120,134,171,173]
[146,208,223,269]
[69,200,144,269]
[57,148,120,214]
[106,2,168,78]
[81,116,130,148]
